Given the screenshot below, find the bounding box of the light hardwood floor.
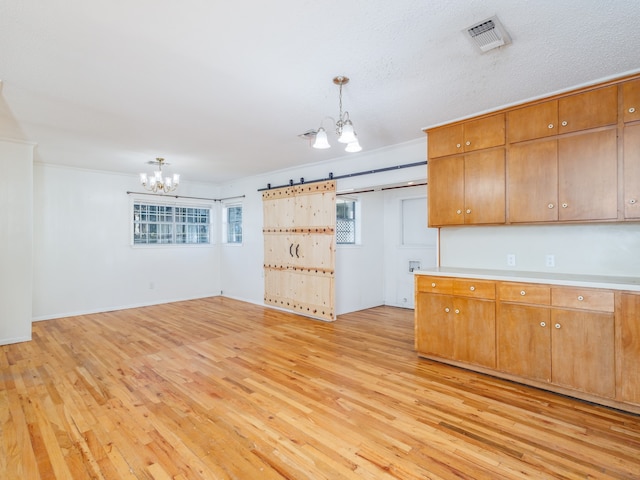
[1,297,639,479]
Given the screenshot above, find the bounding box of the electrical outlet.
[507,254,516,266]
[545,254,555,267]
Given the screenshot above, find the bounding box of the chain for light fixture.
[139,158,180,194]
[312,76,362,153]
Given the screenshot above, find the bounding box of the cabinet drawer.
[498,282,551,305]
[551,287,614,312]
[453,279,495,299]
[416,276,453,294]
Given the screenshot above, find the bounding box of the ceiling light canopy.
[311,76,362,153]
[139,157,180,194]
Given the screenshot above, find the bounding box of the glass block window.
[223,204,243,244]
[133,202,211,245]
[337,198,356,244]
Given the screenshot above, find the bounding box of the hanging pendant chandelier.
[139,158,180,194]
[312,76,362,153]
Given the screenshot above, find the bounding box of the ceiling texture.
[1,1,639,184]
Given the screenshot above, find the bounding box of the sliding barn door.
[263,180,336,321]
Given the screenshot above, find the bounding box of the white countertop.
[414,267,640,292]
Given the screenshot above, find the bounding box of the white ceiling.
[1,1,639,184]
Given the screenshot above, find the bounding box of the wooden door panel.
[624,124,640,219]
[427,123,464,158]
[558,129,618,221]
[294,181,336,228]
[463,149,505,224]
[453,297,496,368]
[293,233,334,271]
[415,293,455,358]
[428,156,464,226]
[619,293,640,403]
[464,114,505,151]
[623,78,640,123]
[551,309,615,398]
[507,140,558,223]
[507,100,558,143]
[262,188,295,230]
[558,85,618,134]
[263,233,294,268]
[497,304,551,381]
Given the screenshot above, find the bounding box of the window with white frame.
[336,197,359,244]
[133,201,211,245]
[223,204,243,244]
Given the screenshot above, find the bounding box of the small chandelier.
[139,158,180,194]
[312,76,362,153]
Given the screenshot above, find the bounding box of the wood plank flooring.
[1,297,639,479]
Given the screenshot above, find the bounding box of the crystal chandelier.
[312,76,362,153]
[139,158,180,194]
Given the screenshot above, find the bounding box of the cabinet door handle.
[555,323,561,329]
[454,309,460,314]
[548,203,554,209]
[465,141,471,146]
[289,243,294,257]
[548,123,554,129]
[577,295,584,301]
[431,282,437,288]
[520,290,526,296]
[630,199,637,204]
[444,307,450,313]
[469,286,475,291]
[466,209,471,214]
[456,209,462,215]
[456,143,462,148]
[561,120,568,127]
[630,107,636,113]
[562,203,568,208]
[540,322,546,327]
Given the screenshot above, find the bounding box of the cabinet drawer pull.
[540,322,546,327]
[465,141,471,146]
[456,209,462,215]
[630,107,636,113]
[562,203,568,208]
[466,209,471,214]
[561,121,568,127]
[431,282,436,288]
[454,309,460,314]
[520,290,526,296]
[630,199,637,204]
[577,295,584,301]
[548,203,554,209]
[444,307,450,313]
[548,123,554,129]
[469,286,476,291]
[555,323,561,329]
[456,143,462,148]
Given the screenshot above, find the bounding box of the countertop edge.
[414,268,640,292]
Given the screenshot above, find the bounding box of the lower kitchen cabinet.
[415,274,639,414]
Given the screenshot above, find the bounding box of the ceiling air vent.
[465,15,511,53]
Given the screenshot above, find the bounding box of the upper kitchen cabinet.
[624,123,640,219]
[428,149,505,227]
[507,86,618,143]
[428,113,505,158]
[623,78,640,123]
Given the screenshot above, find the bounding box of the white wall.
[0,139,34,345]
[439,223,640,277]
[32,164,222,320]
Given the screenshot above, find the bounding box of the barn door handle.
[289,243,294,257]
[295,244,300,258]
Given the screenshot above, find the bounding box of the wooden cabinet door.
[427,123,464,158]
[619,293,640,404]
[497,303,551,382]
[428,156,464,226]
[623,78,640,123]
[558,85,618,134]
[508,140,558,222]
[453,297,496,368]
[623,124,640,219]
[415,293,455,359]
[551,309,615,398]
[507,100,558,143]
[463,149,505,224]
[463,114,505,152]
[558,129,618,221]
